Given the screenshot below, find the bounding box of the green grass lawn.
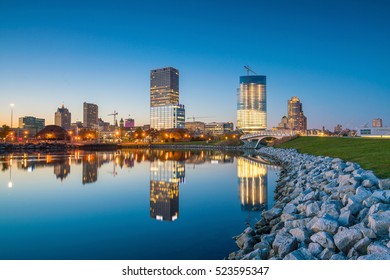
[276,136,390,179]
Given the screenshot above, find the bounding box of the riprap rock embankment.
[228,147,390,260]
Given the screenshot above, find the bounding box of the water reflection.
[150,160,185,222]
[0,149,281,259]
[54,158,71,181]
[0,150,240,186]
[237,157,279,212]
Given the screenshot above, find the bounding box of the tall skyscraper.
[55,105,71,130]
[237,75,267,133]
[150,67,185,130]
[287,96,307,131]
[372,118,383,128]
[83,102,98,128]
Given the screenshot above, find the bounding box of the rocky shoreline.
[228,147,390,260]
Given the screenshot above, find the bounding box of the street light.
[10,103,14,129]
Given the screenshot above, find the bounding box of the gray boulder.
[338,174,351,185]
[338,210,354,227]
[368,210,390,236]
[330,253,347,260]
[308,242,323,256]
[263,207,283,221]
[310,231,335,250]
[363,196,381,208]
[318,248,335,260]
[358,254,390,260]
[371,190,390,204]
[362,179,375,188]
[306,202,321,217]
[272,232,298,258]
[368,203,390,215]
[334,228,363,253]
[235,227,255,250]
[343,165,355,173]
[353,237,371,255]
[302,191,318,202]
[261,233,276,246]
[379,179,390,190]
[283,248,316,260]
[310,216,339,235]
[354,186,372,202]
[367,242,390,255]
[345,196,364,215]
[283,203,297,214]
[254,241,271,251]
[289,227,310,244]
[318,202,341,220]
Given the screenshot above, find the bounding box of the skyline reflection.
[237,157,279,212]
[0,150,242,187]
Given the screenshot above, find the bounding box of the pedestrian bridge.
[241,130,296,148]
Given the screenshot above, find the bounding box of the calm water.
[0,149,279,260]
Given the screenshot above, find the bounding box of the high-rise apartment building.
[372,118,383,128]
[150,67,185,129]
[237,75,267,133]
[287,96,307,131]
[83,102,98,128]
[55,105,71,130]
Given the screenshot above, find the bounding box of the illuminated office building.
[150,160,185,221]
[150,67,185,129]
[237,75,267,133]
[287,96,307,132]
[150,104,185,130]
[18,116,45,135]
[237,157,267,211]
[55,105,71,130]
[83,102,98,128]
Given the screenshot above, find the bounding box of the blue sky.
[1,0,389,129]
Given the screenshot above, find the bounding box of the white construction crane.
[187,116,214,122]
[108,110,119,126]
[244,65,257,76]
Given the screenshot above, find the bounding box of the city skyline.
[1,0,390,129]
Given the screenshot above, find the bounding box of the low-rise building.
[185,121,205,133]
[18,116,45,136]
[205,122,234,135]
[358,127,390,137]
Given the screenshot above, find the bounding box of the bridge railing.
[240,130,296,140]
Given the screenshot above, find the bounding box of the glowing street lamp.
[10,103,14,129]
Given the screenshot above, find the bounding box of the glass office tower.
[150,67,185,129]
[237,75,267,133]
